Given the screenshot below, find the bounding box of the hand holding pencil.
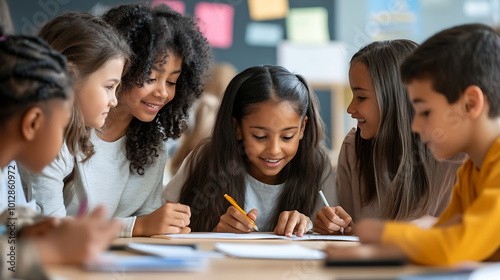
[314,191,354,235]
[213,194,259,233]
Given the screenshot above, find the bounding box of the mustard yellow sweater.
[382,137,500,265]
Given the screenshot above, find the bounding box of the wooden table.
[46,237,444,280]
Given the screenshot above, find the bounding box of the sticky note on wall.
[194,2,235,49]
[151,0,186,14]
[286,7,330,44]
[245,22,283,47]
[278,41,347,83]
[248,0,289,21]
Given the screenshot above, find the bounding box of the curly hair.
[103,3,212,175]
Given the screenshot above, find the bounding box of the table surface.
[46,236,455,280]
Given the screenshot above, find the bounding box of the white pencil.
[318,190,344,234]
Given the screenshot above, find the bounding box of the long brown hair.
[179,65,330,232]
[39,12,130,161]
[352,40,438,220]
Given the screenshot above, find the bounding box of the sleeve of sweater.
[162,152,191,203]
[382,162,500,265]
[116,165,165,238]
[19,144,74,217]
[115,216,136,238]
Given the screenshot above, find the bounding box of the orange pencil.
[224,194,259,231]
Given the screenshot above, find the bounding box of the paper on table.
[215,243,326,259]
[158,233,283,240]
[295,235,359,242]
[84,252,207,272]
[155,232,359,242]
[126,243,223,258]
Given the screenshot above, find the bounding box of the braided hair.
[0,30,72,126]
[103,3,212,175]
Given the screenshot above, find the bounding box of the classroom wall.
[6,0,337,149]
[7,0,498,150]
[336,0,499,58]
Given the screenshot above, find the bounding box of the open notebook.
[153,232,359,241]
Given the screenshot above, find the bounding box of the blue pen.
[318,190,344,235]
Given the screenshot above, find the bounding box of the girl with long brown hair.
[314,40,465,235]
[163,65,335,236]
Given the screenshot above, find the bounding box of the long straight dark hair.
[353,40,438,220]
[179,65,330,232]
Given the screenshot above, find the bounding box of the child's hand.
[133,202,191,236]
[274,210,310,237]
[33,206,121,265]
[19,217,61,238]
[313,206,354,235]
[214,207,258,233]
[357,219,385,244]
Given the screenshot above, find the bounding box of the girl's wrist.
[132,217,144,237]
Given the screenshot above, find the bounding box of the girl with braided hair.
[0,31,120,280]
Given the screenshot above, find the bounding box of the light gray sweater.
[19,131,166,237]
[162,155,337,232]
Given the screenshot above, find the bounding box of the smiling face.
[234,100,307,185]
[347,61,381,140]
[76,57,124,128]
[408,78,470,160]
[119,52,183,122]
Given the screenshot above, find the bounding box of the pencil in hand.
[224,194,259,231]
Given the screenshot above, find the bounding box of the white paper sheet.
[160,233,359,242]
[215,243,326,259]
[126,243,223,258]
[84,252,207,272]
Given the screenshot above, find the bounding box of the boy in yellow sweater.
[354,23,500,265]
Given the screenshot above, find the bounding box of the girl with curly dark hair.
[98,3,211,237]
[163,65,336,236]
[21,3,211,238]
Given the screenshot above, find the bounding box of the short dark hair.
[401,23,500,117]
